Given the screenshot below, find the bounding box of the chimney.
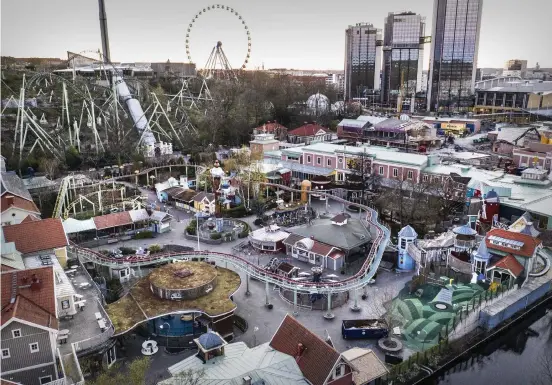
[295,343,306,362]
[5,195,14,206]
[242,376,252,385]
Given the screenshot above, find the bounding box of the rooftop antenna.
[98,0,111,63]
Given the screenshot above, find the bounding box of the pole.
[293,289,298,316]
[265,280,270,306]
[324,292,335,319]
[245,273,251,296]
[196,216,200,251]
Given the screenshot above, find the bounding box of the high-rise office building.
[344,23,382,101]
[381,12,425,111]
[427,0,483,112]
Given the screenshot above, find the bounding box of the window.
[338,157,343,164]
[107,346,117,368]
[423,174,429,182]
[1,349,10,359]
[393,168,398,177]
[335,364,345,378]
[120,269,127,278]
[306,155,311,163]
[379,166,384,175]
[407,170,413,180]
[327,158,331,166]
[61,300,70,310]
[317,157,321,165]
[39,376,53,385]
[337,173,344,182]
[12,329,21,338]
[30,342,39,353]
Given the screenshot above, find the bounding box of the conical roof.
[398,225,417,238]
[453,225,477,236]
[474,240,490,260]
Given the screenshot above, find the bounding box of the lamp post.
[196,215,201,251]
[160,322,171,349]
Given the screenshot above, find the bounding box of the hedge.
[237,221,251,238]
[210,233,222,240]
[221,204,249,218]
[119,247,136,255]
[134,230,154,239]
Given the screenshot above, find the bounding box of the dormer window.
[334,363,346,378]
[488,235,524,251]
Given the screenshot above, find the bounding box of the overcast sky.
[2,0,551,70]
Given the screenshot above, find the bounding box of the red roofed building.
[2,218,69,266]
[253,121,288,141]
[288,123,332,145]
[484,228,542,287]
[270,315,355,385]
[93,211,133,231]
[1,195,41,226]
[283,234,345,271]
[1,266,60,385]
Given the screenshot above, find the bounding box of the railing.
[454,239,475,249]
[70,183,391,295]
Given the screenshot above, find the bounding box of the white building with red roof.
[288,122,333,145]
[1,172,41,226]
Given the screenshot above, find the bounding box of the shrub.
[253,218,263,226]
[148,244,163,254]
[210,233,222,240]
[119,247,136,255]
[134,231,154,239]
[222,204,248,218]
[237,221,250,238]
[186,219,197,235]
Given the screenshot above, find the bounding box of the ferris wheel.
[185,4,251,80]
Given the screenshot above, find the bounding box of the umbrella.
[325,274,339,278]
[298,272,311,276]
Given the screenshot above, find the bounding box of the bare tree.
[39,157,60,179]
[533,352,552,385]
[165,369,205,385]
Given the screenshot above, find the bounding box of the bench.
[98,319,106,331]
[95,312,102,320]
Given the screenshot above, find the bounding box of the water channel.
[429,301,552,385]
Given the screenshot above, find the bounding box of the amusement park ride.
[1,1,251,163]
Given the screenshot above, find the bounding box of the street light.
[159,322,171,349]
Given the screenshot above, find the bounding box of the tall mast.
[98,0,111,63]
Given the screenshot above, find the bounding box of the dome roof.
[398,225,418,239]
[453,225,477,236]
[198,332,224,350]
[297,238,314,250]
[306,93,330,111]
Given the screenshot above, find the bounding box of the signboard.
[441,123,466,131]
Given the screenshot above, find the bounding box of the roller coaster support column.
[350,289,361,312]
[265,281,271,307]
[245,273,251,296]
[324,293,335,319]
[293,289,298,316]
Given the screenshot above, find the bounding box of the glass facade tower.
[427,0,483,112]
[381,12,425,111]
[344,23,382,101]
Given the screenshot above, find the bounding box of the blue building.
[397,225,418,271]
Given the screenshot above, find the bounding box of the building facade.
[381,12,425,111]
[344,23,382,101]
[427,0,483,112]
[503,59,528,78]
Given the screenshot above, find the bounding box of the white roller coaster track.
[64,165,390,295]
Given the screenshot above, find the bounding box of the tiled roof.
[485,228,542,258]
[173,189,197,201]
[331,213,350,223]
[288,123,328,137]
[93,211,133,230]
[1,295,58,330]
[1,266,57,328]
[2,218,68,254]
[193,192,215,203]
[342,348,388,385]
[270,315,340,385]
[0,195,40,214]
[1,172,33,201]
[487,254,525,277]
[283,233,339,257]
[20,214,41,223]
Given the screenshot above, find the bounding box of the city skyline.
[1,0,552,70]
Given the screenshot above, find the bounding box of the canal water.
[429,302,552,385]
